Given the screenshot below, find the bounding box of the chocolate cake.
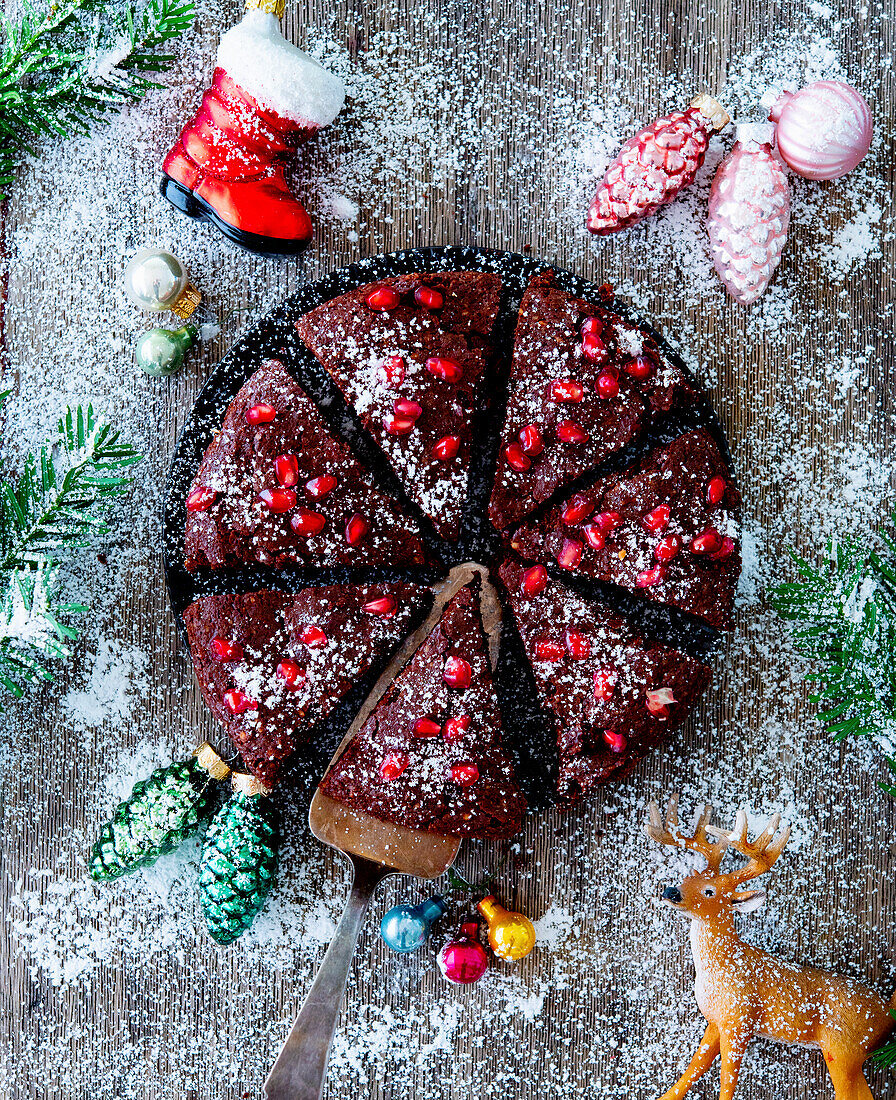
[183,584,432,787]
[509,429,742,629]
[295,272,503,541]
[497,554,711,806]
[318,579,526,838]
[184,359,431,570]
[489,270,697,532]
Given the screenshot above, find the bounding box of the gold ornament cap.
[690,93,730,133]
[194,742,231,781]
[170,283,202,320]
[232,771,272,798]
[245,0,285,16]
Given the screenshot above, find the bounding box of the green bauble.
[89,744,229,881]
[135,324,197,377]
[199,779,279,945]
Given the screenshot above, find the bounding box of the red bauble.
[437,922,489,984]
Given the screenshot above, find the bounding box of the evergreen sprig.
[0,403,140,698]
[874,1014,896,1068]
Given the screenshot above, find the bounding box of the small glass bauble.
[124,249,201,317]
[380,896,447,953]
[135,325,198,377]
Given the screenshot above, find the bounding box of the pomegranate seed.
[535,638,566,662]
[556,420,589,444]
[642,504,670,533]
[550,380,584,403]
[582,332,608,361]
[383,414,417,435]
[290,509,326,537]
[583,523,606,551]
[450,761,480,787]
[654,534,682,562]
[413,717,442,738]
[382,355,406,387]
[709,536,736,561]
[380,752,409,780]
[363,595,397,617]
[186,486,217,512]
[646,686,677,719]
[505,442,531,472]
[258,487,297,513]
[706,476,727,506]
[565,630,591,659]
[345,513,370,546]
[276,659,306,689]
[433,435,460,460]
[593,668,619,701]
[425,357,462,383]
[593,511,623,534]
[562,494,593,526]
[521,565,548,596]
[443,656,472,690]
[224,689,257,714]
[211,637,243,661]
[274,453,300,487]
[596,371,620,399]
[366,286,399,311]
[581,315,603,335]
[602,729,627,753]
[557,538,583,570]
[415,286,444,309]
[624,355,655,380]
[246,403,276,425]
[299,625,328,648]
[519,425,543,455]
[690,527,723,555]
[636,565,667,587]
[394,397,423,419]
[305,475,338,499]
[443,714,471,742]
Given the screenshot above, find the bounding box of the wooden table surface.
[2,0,895,1098]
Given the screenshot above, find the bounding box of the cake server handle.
[264,854,391,1100]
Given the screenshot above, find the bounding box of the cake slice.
[295,271,503,541]
[497,555,711,806]
[183,584,433,788]
[489,270,697,532]
[318,579,526,839]
[509,429,742,630]
[184,359,431,570]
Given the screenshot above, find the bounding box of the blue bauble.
[380,895,447,953]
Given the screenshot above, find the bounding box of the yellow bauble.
[477,895,536,961]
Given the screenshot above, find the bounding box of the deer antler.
[705,808,791,886]
[645,793,729,874]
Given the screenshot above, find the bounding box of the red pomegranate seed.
[380,752,409,780]
[258,487,297,513]
[425,357,462,383]
[593,511,623,534]
[583,523,606,551]
[556,420,589,444]
[415,286,444,309]
[433,435,460,460]
[550,380,584,403]
[299,625,328,648]
[581,332,608,361]
[602,729,627,753]
[383,414,416,435]
[186,486,217,512]
[534,638,565,662]
[276,659,306,689]
[654,534,682,562]
[519,425,543,455]
[450,761,480,787]
[642,504,670,533]
[274,453,300,487]
[690,527,723,555]
[211,637,243,661]
[363,595,397,617]
[581,315,603,335]
[637,565,667,587]
[443,656,472,690]
[562,494,593,526]
[706,476,727,506]
[246,403,276,425]
[556,538,583,570]
[443,714,471,742]
[224,689,257,714]
[290,509,326,537]
[565,630,591,659]
[305,475,338,499]
[521,565,548,596]
[646,686,676,719]
[412,717,442,738]
[593,668,618,700]
[709,536,736,561]
[366,286,399,311]
[505,442,531,472]
[345,513,370,546]
[624,355,655,380]
[596,371,620,399]
[382,355,406,387]
[394,398,423,419]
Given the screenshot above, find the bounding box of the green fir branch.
[873,1014,896,1068]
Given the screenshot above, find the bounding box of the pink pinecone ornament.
[587,94,730,235]
[706,123,791,306]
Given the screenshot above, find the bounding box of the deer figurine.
[646,794,895,1100]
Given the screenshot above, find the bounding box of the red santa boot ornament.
[161,0,344,255]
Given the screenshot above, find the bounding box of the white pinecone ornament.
[706,123,791,305]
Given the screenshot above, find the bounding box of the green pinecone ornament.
[199,774,279,945]
[89,744,230,880]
